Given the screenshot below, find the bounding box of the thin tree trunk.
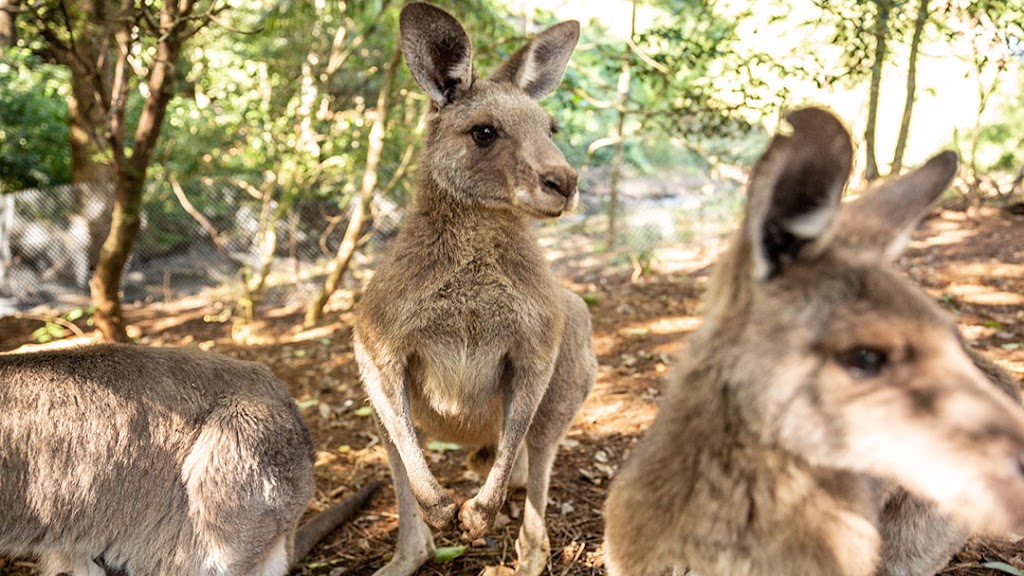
[608,0,636,249]
[67,61,117,274]
[891,0,929,175]
[304,42,402,327]
[0,0,17,48]
[89,174,143,341]
[0,192,12,284]
[864,0,892,182]
[88,0,190,341]
[0,17,13,284]
[967,70,1001,213]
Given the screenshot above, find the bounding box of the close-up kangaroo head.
[399,1,579,218]
[604,106,1024,576]
[708,107,1024,533]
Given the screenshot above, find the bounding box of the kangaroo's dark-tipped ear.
[835,151,958,259]
[490,20,579,100]
[400,2,474,107]
[746,107,854,279]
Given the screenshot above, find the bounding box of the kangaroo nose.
[541,168,577,199]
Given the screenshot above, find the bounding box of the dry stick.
[167,174,228,255]
[16,313,86,338]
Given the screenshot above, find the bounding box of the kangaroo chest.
[403,256,557,436]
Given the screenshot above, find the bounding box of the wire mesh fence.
[0,171,745,315]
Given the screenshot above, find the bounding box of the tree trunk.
[967,72,1000,213]
[0,193,12,284]
[304,42,402,327]
[87,0,190,341]
[607,0,636,249]
[891,0,929,175]
[0,0,17,48]
[60,3,118,294]
[67,66,117,273]
[864,0,891,182]
[88,172,143,341]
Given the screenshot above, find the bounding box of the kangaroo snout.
[541,166,577,199]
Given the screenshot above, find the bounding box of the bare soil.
[1,206,1023,576]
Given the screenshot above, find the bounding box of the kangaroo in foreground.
[0,343,379,576]
[353,3,597,576]
[603,107,1024,576]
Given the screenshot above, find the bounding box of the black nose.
[541,169,577,199]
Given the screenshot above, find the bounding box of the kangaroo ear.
[746,107,853,280]
[490,20,580,100]
[835,151,958,259]
[399,2,474,107]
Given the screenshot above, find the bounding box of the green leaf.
[353,406,374,417]
[980,561,1024,576]
[318,337,332,345]
[431,545,467,563]
[295,398,319,410]
[1002,343,1023,351]
[581,293,601,307]
[984,320,1004,329]
[66,308,85,321]
[426,441,462,453]
[622,327,650,336]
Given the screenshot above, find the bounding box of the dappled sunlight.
[912,225,977,249]
[642,315,702,336]
[946,261,1024,281]
[947,283,1024,306]
[6,334,98,354]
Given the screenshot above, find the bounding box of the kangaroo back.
[0,344,316,576]
[604,107,1024,576]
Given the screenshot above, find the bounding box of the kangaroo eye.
[470,124,497,147]
[836,347,889,379]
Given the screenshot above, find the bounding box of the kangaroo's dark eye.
[836,347,889,379]
[470,124,497,147]
[550,122,560,137]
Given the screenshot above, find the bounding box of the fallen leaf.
[426,440,462,452]
[432,545,468,563]
[981,561,1024,576]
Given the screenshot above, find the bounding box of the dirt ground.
[1,206,1023,576]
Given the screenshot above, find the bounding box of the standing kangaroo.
[0,343,378,576]
[603,107,1024,576]
[353,3,596,576]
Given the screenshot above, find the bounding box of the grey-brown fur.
[353,4,596,576]
[0,343,369,576]
[603,107,1024,576]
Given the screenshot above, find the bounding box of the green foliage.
[30,307,94,343]
[0,47,71,190]
[811,0,913,85]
